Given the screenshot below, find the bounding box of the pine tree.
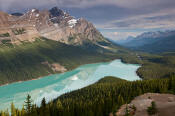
[31,104,38,116]
[24,94,32,113]
[21,105,26,116]
[57,99,63,110]
[40,98,47,116]
[117,94,124,105]
[171,77,175,93]
[41,97,46,108]
[11,102,16,116]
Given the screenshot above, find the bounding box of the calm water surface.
[0,59,140,110]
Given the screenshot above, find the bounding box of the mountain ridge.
[118,30,175,53]
[0,7,108,46]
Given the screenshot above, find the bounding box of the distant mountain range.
[117,30,175,53]
[116,36,135,45]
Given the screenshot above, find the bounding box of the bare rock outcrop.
[41,61,67,73]
[0,7,107,45]
[116,93,175,116]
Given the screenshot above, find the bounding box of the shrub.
[0,33,10,37]
[147,101,157,115]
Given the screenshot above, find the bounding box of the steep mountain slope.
[0,7,108,46]
[0,37,120,86]
[118,30,175,53]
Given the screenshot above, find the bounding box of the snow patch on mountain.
[31,9,36,13]
[68,19,77,28]
[54,23,58,27]
[36,14,39,17]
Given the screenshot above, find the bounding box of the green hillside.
[0,36,175,85]
[0,38,118,85]
[121,52,175,79]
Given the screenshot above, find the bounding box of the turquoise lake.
[0,59,140,110]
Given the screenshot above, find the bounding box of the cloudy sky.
[1,0,175,40]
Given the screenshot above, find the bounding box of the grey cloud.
[101,13,175,30]
[0,0,175,40]
[1,0,175,12]
[145,14,175,21]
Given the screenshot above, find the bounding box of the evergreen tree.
[21,105,25,116]
[24,94,32,113]
[171,76,175,93]
[41,97,46,108]
[56,99,63,110]
[117,94,124,105]
[11,102,16,116]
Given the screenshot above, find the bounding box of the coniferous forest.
[1,76,175,116]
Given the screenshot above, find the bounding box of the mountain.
[0,7,108,46]
[0,7,127,85]
[118,30,175,53]
[116,36,135,45]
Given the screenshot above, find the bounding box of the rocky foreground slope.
[115,93,175,116]
[0,7,107,45]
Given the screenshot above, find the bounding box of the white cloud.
[101,31,141,41]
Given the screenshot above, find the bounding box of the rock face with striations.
[0,7,107,45]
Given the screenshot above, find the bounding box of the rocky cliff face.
[0,7,107,45]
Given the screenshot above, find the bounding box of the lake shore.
[0,58,119,87]
[0,59,141,111]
